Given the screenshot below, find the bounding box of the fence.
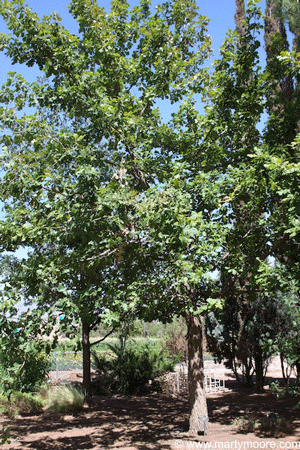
[49,350,117,384]
[49,352,85,384]
[204,369,227,393]
[48,352,228,394]
[160,366,228,396]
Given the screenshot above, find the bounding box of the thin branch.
[90,326,118,347]
[81,240,137,262]
[82,248,117,262]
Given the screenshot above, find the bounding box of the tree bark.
[295,361,300,387]
[186,313,208,435]
[82,319,92,405]
[254,350,264,392]
[235,0,246,36]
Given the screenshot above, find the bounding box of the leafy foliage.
[0,0,212,401]
[92,342,178,395]
[0,310,51,395]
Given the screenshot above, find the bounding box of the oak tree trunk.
[82,319,92,405]
[186,313,208,435]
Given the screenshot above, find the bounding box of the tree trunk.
[254,350,264,392]
[186,313,208,435]
[82,319,92,405]
[280,352,288,386]
[235,0,246,36]
[295,361,300,387]
[119,322,128,389]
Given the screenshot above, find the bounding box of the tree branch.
[90,326,118,347]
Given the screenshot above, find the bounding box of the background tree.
[201,0,300,395]
[206,291,281,387]
[134,181,225,432]
[263,0,300,276]
[176,0,271,391]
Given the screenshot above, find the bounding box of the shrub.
[10,392,44,414]
[92,341,179,395]
[162,318,187,361]
[0,392,43,416]
[269,380,300,398]
[0,318,52,395]
[0,349,51,395]
[232,413,293,436]
[1,425,10,445]
[0,395,10,415]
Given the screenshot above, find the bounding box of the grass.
[39,385,85,414]
[0,386,84,417]
[232,413,293,436]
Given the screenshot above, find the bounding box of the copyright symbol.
[175,440,184,448]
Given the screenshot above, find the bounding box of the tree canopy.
[1,0,300,434]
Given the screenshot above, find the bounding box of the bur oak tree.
[0,0,213,432]
[2,0,300,434]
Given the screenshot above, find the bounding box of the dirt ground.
[1,357,300,450]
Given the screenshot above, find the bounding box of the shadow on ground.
[2,379,300,449]
[4,395,188,450]
[208,383,300,438]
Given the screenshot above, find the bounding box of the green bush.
[269,380,300,398]
[0,392,43,416]
[1,425,10,445]
[10,392,44,414]
[0,394,10,415]
[232,413,293,436]
[92,341,179,395]
[0,349,51,395]
[0,317,52,395]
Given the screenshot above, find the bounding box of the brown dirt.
[1,358,300,450]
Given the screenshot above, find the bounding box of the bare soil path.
[1,358,300,450]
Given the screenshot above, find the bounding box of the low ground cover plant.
[39,385,85,414]
[232,413,293,436]
[0,385,84,417]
